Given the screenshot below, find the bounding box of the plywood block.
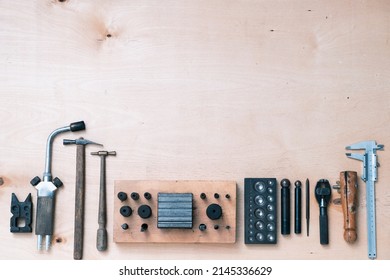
[114,180,236,243]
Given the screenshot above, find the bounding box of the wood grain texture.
[0,0,389,259]
[114,180,236,243]
[73,143,86,259]
[339,171,358,243]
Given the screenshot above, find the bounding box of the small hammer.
[91,150,116,251]
[63,137,102,260]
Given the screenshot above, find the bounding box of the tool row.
[10,121,115,260]
[244,175,356,246]
[7,120,384,260]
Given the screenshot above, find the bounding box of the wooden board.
[0,0,389,260]
[114,180,236,243]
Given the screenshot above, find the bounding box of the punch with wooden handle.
[333,171,358,243]
[63,138,102,260]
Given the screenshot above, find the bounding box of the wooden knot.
[55,237,64,243]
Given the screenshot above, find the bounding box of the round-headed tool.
[280,179,291,235]
[315,179,331,245]
[294,180,302,234]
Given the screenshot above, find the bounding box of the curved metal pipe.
[43,125,71,181]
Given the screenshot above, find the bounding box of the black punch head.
[138,205,152,219]
[121,223,129,230]
[206,203,223,220]
[131,192,140,200]
[144,192,152,200]
[281,179,291,188]
[120,206,132,217]
[199,224,207,231]
[117,192,128,202]
[141,223,148,232]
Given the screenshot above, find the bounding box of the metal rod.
[43,126,71,182]
[306,178,310,237]
[96,154,108,251]
[294,180,302,234]
[98,156,106,232]
[281,179,291,235]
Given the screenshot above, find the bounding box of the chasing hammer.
[91,150,116,251]
[63,138,102,260]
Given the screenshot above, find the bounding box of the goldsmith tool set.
[5,121,385,260]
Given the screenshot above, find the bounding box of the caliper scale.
[346,140,384,259]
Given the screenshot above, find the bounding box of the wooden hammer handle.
[74,144,86,260]
[97,156,107,251]
[340,171,358,243]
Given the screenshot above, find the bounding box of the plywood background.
[0,0,389,260]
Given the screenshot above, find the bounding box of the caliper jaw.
[346,141,384,182]
[345,140,384,259]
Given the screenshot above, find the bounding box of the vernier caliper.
[30,121,86,250]
[346,140,384,259]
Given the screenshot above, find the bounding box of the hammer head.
[63,137,103,146]
[91,151,116,157]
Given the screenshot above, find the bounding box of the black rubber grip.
[70,121,86,132]
[35,196,55,235]
[63,139,76,145]
[319,207,329,245]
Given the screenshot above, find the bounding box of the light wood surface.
[0,0,389,260]
[114,180,236,243]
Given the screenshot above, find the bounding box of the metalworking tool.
[346,140,384,259]
[31,121,85,250]
[64,137,102,260]
[91,150,116,251]
[315,179,331,245]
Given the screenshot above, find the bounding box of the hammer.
[63,137,102,260]
[91,150,116,251]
